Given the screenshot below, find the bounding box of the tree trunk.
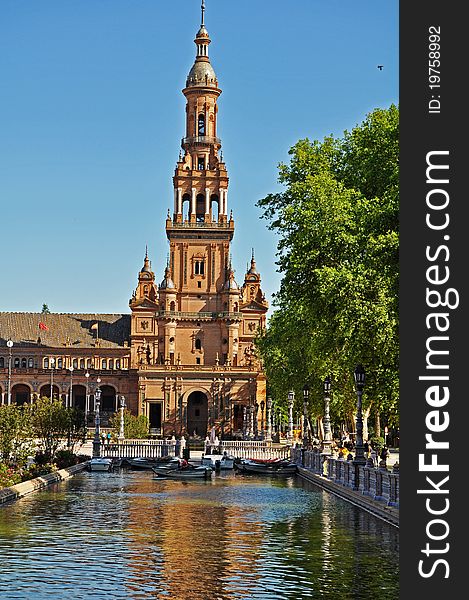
[374,411,381,438]
[363,405,371,441]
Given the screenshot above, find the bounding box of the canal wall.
[0,462,88,505]
[292,449,399,528]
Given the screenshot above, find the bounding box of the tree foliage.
[0,405,34,465]
[109,409,149,439]
[256,105,399,429]
[31,397,86,460]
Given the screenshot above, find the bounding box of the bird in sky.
[377,65,384,70]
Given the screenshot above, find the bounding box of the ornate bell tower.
[130,2,269,439]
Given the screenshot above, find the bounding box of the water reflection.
[0,471,398,599]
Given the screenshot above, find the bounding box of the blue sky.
[0,0,398,314]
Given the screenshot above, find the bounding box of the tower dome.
[185,0,218,88]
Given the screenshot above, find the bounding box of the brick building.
[0,7,268,439]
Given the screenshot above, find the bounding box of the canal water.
[0,470,398,599]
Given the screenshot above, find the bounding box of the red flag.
[38,322,49,331]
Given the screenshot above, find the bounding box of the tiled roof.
[0,313,131,349]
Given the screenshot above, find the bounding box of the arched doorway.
[100,385,116,413]
[39,384,60,401]
[12,384,30,406]
[72,384,86,411]
[187,391,208,438]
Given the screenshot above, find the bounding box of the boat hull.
[201,454,235,470]
[234,460,297,476]
[88,458,112,472]
[153,466,213,480]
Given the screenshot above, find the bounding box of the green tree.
[31,397,75,461]
[109,409,149,439]
[41,304,50,314]
[257,105,399,433]
[0,405,34,465]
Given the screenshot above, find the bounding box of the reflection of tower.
[129,1,268,438]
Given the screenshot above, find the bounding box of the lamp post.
[260,400,265,439]
[6,339,13,405]
[353,364,366,466]
[85,371,90,425]
[118,395,126,441]
[322,376,333,455]
[287,390,294,443]
[302,384,309,448]
[68,365,74,409]
[92,384,102,457]
[50,357,55,400]
[265,396,272,441]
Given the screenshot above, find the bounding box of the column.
[205,188,210,217]
[177,188,182,215]
[191,187,196,221]
[219,189,226,215]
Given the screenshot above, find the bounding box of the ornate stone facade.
[0,8,268,439]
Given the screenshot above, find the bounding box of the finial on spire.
[201,0,205,26]
[252,248,255,260]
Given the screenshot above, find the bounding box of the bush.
[0,463,22,488]
[20,463,55,481]
[54,449,77,469]
[369,436,385,453]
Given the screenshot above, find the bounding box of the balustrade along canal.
[0,465,399,599]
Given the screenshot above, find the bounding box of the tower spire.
[201,0,205,26]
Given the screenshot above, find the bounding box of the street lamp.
[50,357,55,400]
[6,339,13,405]
[68,365,74,409]
[85,371,90,425]
[118,395,126,441]
[302,384,309,448]
[92,383,102,457]
[260,399,265,439]
[353,364,366,466]
[322,376,333,455]
[287,390,295,442]
[265,396,272,441]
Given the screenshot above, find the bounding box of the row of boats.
[88,454,298,479]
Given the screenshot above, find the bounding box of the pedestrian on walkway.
[380,445,389,466]
[363,440,369,457]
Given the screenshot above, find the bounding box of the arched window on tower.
[182,193,191,221]
[196,194,205,220]
[198,113,205,136]
[210,194,219,221]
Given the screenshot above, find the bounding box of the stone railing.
[219,440,290,460]
[102,439,177,459]
[291,448,399,508]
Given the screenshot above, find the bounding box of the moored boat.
[88,457,113,472]
[234,458,297,476]
[201,452,235,470]
[123,456,176,470]
[152,460,213,480]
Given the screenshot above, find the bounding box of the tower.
[130,3,268,439]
